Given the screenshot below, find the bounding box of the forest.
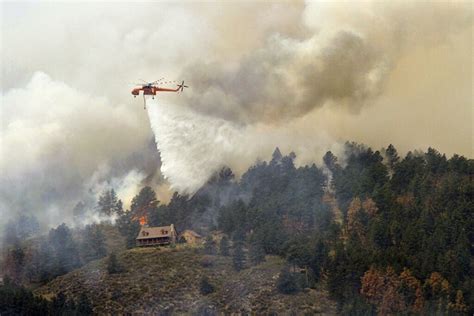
[1,142,472,315]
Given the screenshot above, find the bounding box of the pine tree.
[37,240,54,282]
[232,241,245,271]
[219,236,230,256]
[323,151,339,172]
[97,189,117,216]
[81,224,107,263]
[96,189,124,218]
[203,236,216,255]
[248,238,265,265]
[117,211,141,249]
[94,226,107,258]
[385,144,399,171]
[114,199,124,217]
[130,186,159,220]
[310,239,328,281]
[48,223,81,276]
[271,147,283,165]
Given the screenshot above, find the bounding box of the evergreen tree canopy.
[203,235,216,255]
[48,223,81,276]
[219,235,230,256]
[232,241,246,271]
[97,189,122,216]
[248,236,266,265]
[130,186,159,220]
[81,224,107,263]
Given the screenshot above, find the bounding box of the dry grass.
[35,246,337,315]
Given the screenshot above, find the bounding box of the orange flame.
[139,216,148,226]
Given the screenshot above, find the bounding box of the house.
[180,230,203,245]
[136,224,177,247]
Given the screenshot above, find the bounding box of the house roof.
[182,230,202,238]
[136,225,175,240]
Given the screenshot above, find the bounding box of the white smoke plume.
[71,168,146,227]
[0,72,153,228]
[87,167,146,211]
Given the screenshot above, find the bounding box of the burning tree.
[130,186,159,225]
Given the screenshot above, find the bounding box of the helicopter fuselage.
[132,86,157,96]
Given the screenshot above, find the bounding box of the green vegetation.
[219,235,230,256]
[203,235,216,255]
[0,276,92,315]
[277,266,299,294]
[248,236,266,265]
[81,224,107,262]
[199,275,215,295]
[107,252,123,274]
[2,142,472,314]
[97,188,123,216]
[232,240,245,271]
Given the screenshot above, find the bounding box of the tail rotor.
[177,80,189,92]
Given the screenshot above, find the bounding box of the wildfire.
[132,215,148,226]
[139,216,148,226]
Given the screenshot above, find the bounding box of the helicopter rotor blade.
[151,78,165,85]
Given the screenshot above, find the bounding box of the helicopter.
[131,79,189,109]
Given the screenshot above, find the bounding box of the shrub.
[277,266,299,294]
[219,236,230,256]
[199,276,215,295]
[249,239,265,265]
[232,241,245,271]
[203,236,216,255]
[200,256,214,268]
[107,252,123,274]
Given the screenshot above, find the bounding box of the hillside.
[35,246,337,315]
[4,144,471,315]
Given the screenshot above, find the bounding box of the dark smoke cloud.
[180,1,471,126]
[183,30,388,123]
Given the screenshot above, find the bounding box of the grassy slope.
[35,246,337,315]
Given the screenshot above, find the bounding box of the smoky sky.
[182,29,388,123]
[1,1,472,228]
[179,1,471,125]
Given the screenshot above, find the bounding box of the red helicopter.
[131,79,189,109]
